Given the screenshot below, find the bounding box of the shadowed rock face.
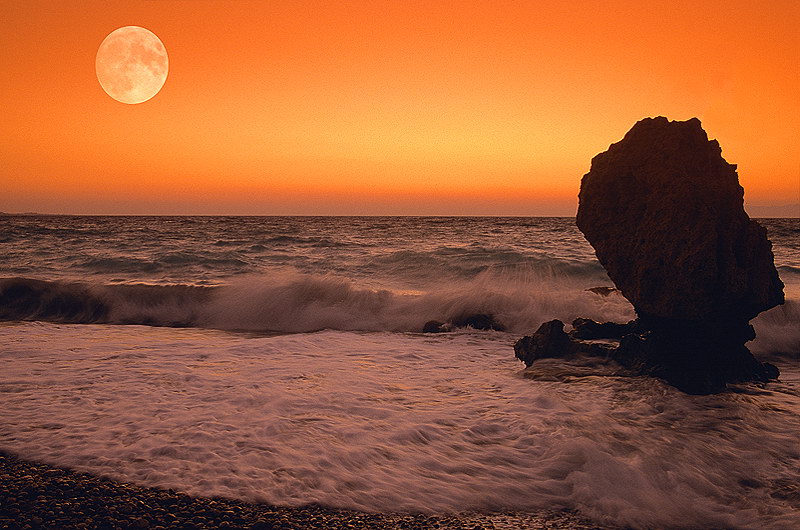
[514,317,780,394]
[577,116,784,324]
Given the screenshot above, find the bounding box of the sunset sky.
[2,1,798,216]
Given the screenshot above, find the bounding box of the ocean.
[1,215,798,528]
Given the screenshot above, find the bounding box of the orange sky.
[1,0,798,215]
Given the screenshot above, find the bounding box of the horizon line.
[1,212,797,219]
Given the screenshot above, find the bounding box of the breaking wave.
[0,272,634,335]
[1,274,798,355]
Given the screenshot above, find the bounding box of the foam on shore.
[1,322,798,529]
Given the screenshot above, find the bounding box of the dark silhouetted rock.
[573,116,784,393]
[515,319,619,370]
[577,116,783,324]
[422,320,447,333]
[452,313,505,331]
[514,320,575,366]
[614,326,780,394]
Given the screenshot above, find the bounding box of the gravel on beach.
[0,451,609,529]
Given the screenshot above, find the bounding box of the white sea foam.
[751,294,800,360]
[1,322,798,529]
[201,269,635,334]
[1,267,636,334]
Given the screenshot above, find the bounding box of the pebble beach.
[0,451,606,530]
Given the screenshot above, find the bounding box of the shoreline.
[0,450,609,529]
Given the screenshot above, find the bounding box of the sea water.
[0,216,798,528]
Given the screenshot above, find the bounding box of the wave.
[0,273,633,335]
[1,274,797,356]
[247,234,354,248]
[361,249,606,285]
[79,256,163,274]
[751,299,800,360]
[778,265,800,277]
[77,253,250,275]
[0,278,211,327]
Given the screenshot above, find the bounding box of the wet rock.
[573,116,784,393]
[612,322,782,394]
[514,320,576,366]
[515,319,620,370]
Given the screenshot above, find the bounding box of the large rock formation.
[577,116,783,324]
[568,116,784,393]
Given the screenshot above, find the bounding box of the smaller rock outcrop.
[514,319,617,368]
[515,318,779,393]
[514,320,576,366]
[612,323,780,394]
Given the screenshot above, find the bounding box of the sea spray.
[1,271,637,334]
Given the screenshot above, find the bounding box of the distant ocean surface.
[1,215,799,528]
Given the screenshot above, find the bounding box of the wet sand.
[0,451,609,529]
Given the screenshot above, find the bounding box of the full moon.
[96,26,168,104]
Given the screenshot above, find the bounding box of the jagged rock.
[515,319,618,369]
[517,316,779,394]
[573,116,784,393]
[452,313,505,331]
[514,320,576,366]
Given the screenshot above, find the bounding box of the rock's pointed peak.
[621,116,708,144]
[634,116,701,127]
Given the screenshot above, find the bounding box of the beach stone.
[575,116,785,393]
